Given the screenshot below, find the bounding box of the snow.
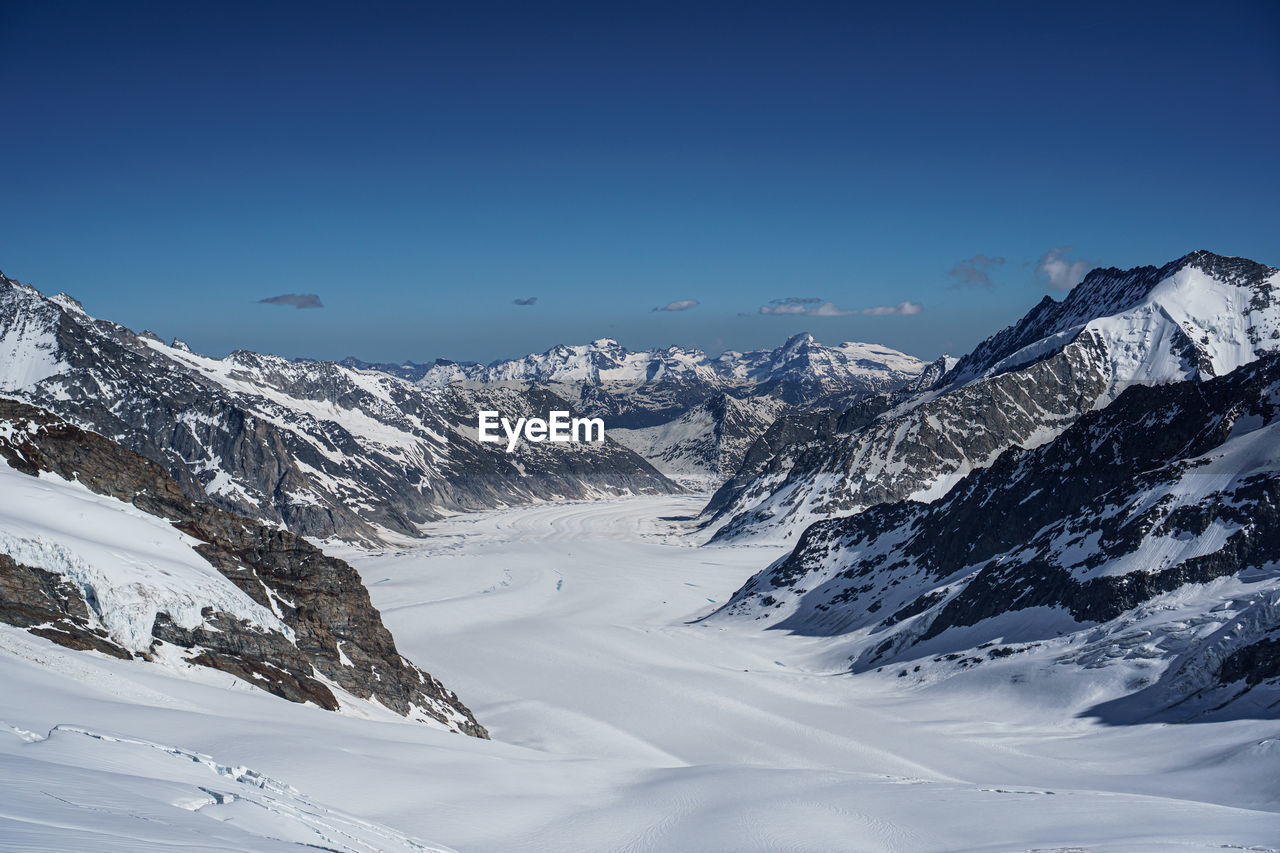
[0,463,288,651]
[0,646,458,852]
[416,333,926,390]
[204,467,256,501]
[611,406,719,486]
[981,264,1279,394]
[0,291,65,393]
[142,340,435,457]
[713,258,1280,545]
[3,496,1279,851]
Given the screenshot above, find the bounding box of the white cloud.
[655,299,699,312]
[861,300,923,316]
[1037,246,1091,290]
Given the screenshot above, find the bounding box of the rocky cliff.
[704,251,1280,543]
[709,355,1280,721]
[0,273,677,543]
[0,399,487,736]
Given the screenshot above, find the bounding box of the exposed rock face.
[709,355,1280,721]
[700,409,845,521]
[0,274,677,542]
[699,359,965,532]
[610,394,791,488]
[904,354,956,393]
[0,399,487,736]
[705,251,1280,543]
[708,337,1112,541]
[0,554,132,660]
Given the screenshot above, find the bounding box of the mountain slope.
[706,251,1280,543]
[610,394,791,488]
[945,250,1278,385]
[699,355,955,525]
[0,399,486,736]
[0,273,677,542]
[709,355,1280,721]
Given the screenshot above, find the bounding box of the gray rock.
[705,251,1280,543]
[710,355,1280,720]
[0,275,677,543]
[0,400,487,736]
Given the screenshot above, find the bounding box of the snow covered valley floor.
[3,495,1280,852]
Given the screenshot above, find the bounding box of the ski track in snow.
[3,495,1280,852]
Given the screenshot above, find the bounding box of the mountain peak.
[50,292,86,313]
[946,250,1279,388]
[780,332,816,352]
[0,273,39,297]
[1177,249,1278,288]
[1066,250,1275,314]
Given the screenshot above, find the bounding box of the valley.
[3,495,1278,852]
[5,6,1276,849]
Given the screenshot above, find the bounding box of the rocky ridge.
[610,393,792,488]
[0,398,487,736]
[704,251,1280,543]
[710,355,1280,721]
[0,273,677,543]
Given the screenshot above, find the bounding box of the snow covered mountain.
[411,333,926,428]
[710,354,1280,721]
[944,250,1279,386]
[385,333,924,488]
[0,273,677,543]
[0,399,485,736]
[705,251,1280,542]
[610,394,791,488]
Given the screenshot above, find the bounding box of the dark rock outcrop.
[704,251,1280,543]
[710,355,1280,720]
[0,554,133,660]
[0,399,487,736]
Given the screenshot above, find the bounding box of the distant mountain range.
[347,333,927,428]
[346,334,928,489]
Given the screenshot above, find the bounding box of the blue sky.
[1,1,1277,364]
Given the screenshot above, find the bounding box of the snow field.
[1,496,1279,852]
